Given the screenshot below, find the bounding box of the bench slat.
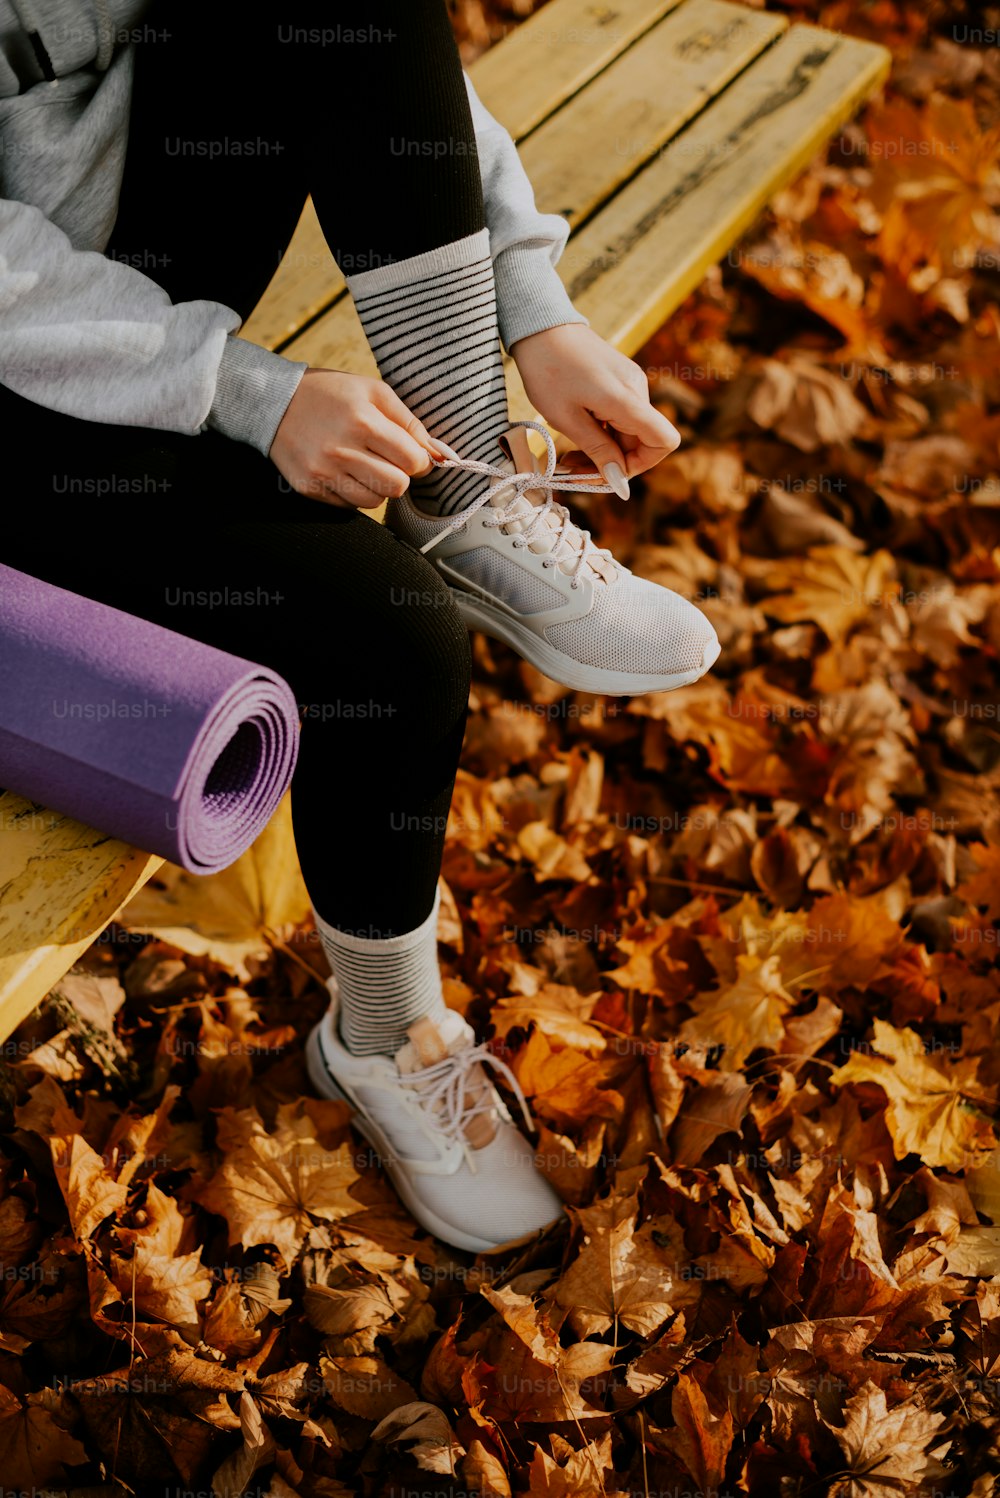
[240,197,340,353]
[468,0,684,141]
[518,0,787,231]
[0,793,162,1038]
[563,23,891,354]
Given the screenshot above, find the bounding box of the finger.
[558,409,631,499]
[364,410,438,478]
[372,383,438,456]
[600,394,681,475]
[342,458,411,508]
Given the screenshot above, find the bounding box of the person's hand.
[510,324,680,498]
[270,369,438,507]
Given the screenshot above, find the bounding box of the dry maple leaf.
[866,94,1000,276]
[554,1186,700,1338]
[651,1373,735,1492]
[517,821,592,882]
[526,1431,613,1496]
[830,1019,997,1171]
[463,1436,512,1498]
[489,982,604,1052]
[303,1279,398,1346]
[752,546,897,643]
[604,918,691,999]
[466,1314,612,1423]
[668,1071,755,1166]
[826,1382,953,1497]
[49,1131,129,1242]
[110,1183,213,1333]
[371,1400,464,1476]
[744,355,870,452]
[195,1105,359,1261]
[680,953,797,1072]
[481,1283,561,1364]
[776,891,906,995]
[737,227,876,354]
[204,1263,291,1357]
[509,1028,623,1131]
[0,1384,87,1487]
[118,792,311,977]
[211,1391,275,1498]
[321,1354,418,1421]
[957,843,1000,924]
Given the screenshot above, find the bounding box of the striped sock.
[312,887,448,1057]
[346,228,510,517]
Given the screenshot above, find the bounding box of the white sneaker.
[386,420,721,696]
[305,996,564,1253]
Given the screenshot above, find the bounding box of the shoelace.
[418,420,617,589]
[402,1039,534,1174]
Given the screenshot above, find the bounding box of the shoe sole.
[305,1021,555,1256]
[448,585,722,695]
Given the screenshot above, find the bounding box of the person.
[0,0,719,1252]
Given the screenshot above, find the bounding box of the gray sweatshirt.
[0,0,586,456]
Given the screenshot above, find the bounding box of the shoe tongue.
[491,428,615,585]
[396,1014,450,1072]
[395,1015,497,1150]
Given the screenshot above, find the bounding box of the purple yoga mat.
[0,565,299,873]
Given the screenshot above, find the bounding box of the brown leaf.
[830,1018,997,1170]
[370,1400,464,1475]
[195,1105,359,1261]
[320,1354,418,1421]
[212,1392,274,1498]
[49,1133,128,1241]
[827,1383,952,1496]
[680,953,797,1072]
[526,1431,613,1496]
[554,1188,699,1338]
[510,1029,623,1131]
[653,1374,734,1491]
[0,1384,87,1486]
[744,356,870,451]
[118,792,311,976]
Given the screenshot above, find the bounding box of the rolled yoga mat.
[0,565,300,873]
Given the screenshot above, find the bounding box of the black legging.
[0,0,492,936]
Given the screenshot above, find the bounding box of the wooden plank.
[0,793,162,1038]
[469,0,684,140]
[560,24,891,354]
[240,197,340,351]
[241,0,686,353]
[517,0,787,230]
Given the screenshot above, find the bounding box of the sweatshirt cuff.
[493,242,589,352]
[207,335,310,455]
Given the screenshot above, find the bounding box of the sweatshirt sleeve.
[463,72,589,351]
[0,197,308,454]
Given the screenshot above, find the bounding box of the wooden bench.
[0,0,890,1039]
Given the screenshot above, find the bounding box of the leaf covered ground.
[2,1,1000,1494]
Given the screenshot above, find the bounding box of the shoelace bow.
[419,420,617,589]
[402,1040,534,1171]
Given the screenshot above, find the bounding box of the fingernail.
[604,462,630,500]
